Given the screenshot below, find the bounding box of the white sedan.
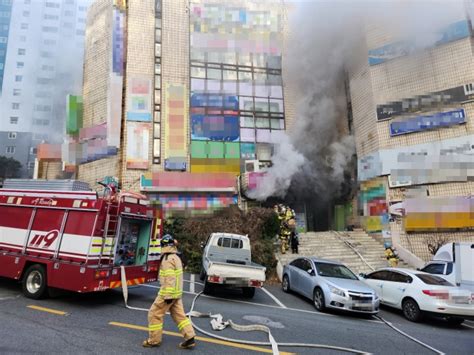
[360,268,474,324]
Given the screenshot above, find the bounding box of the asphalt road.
[0,274,472,354]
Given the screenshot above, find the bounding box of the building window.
[13,88,21,96]
[30,147,37,154]
[5,146,15,154]
[45,2,60,8]
[0,11,11,18]
[24,0,30,4]
[8,132,17,139]
[44,39,56,45]
[78,6,87,11]
[17,62,24,69]
[64,10,74,16]
[78,18,86,23]
[12,103,20,109]
[20,23,28,29]
[27,162,35,170]
[37,78,53,85]
[41,64,54,71]
[0,63,3,69]
[44,14,59,20]
[42,26,58,33]
[15,75,22,82]
[18,48,26,55]
[23,11,29,17]
[19,36,26,42]
[40,51,53,58]
[35,91,52,98]
[0,37,7,44]
[10,117,18,124]
[34,105,52,112]
[76,29,85,36]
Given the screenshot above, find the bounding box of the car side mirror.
[359,273,367,279]
[416,268,420,271]
[200,242,205,249]
[307,269,314,275]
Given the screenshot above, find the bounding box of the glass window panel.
[191,50,205,61]
[256,117,270,128]
[155,57,161,64]
[240,128,255,142]
[254,71,266,84]
[267,55,281,69]
[239,82,253,96]
[155,75,161,89]
[155,104,161,111]
[191,66,205,78]
[154,111,161,122]
[256,143,272,160]
[268,73,281,85]
[270,118,284,129]
[155,18,161,29]
[270,85,283,98]
[207,52,220,63]
[240,143,256,159]
[253,53,266,68]
[238,70,252,81]
[239,96,254,111]
[254,98,269,112]
[223,70,237,81]
[270,130,285,141]
[155,63,161,74]
[155,28,161,41]
[222,81,237,94]
[154,90,161,104]
[154,123,161,138]
[222,52,236,64]
[238,53,251,66]
[191,78,205,91]
[153,138,161,157]
[255,85,270,97]
[206,79,221,93]
[269,98,284,113]
[207,68,221,80]
[256,129,271,143]
[155,43,161,56]
[240,116,254,128]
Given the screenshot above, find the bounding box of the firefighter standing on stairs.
[143,234,196,349]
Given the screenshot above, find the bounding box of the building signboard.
[126,77,152,122]
[389,109,465,136]
[126,122,150,169]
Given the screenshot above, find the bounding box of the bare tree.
[426,234,451,255]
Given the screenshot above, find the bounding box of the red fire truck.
[0,179,162,299]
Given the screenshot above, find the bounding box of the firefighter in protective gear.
[384,245,399,267]
[143,235,196,349]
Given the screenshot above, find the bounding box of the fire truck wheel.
[22,264,48,299]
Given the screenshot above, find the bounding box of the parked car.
[282,257,379,314]
[360,268,474,324]
[420,242,474,292]
[200,233,266,298]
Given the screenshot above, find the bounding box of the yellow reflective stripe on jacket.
[158,287,182,297]
[159,269,183,277]
[177,318,191,331]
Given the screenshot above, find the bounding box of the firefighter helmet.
[161,234,176,248]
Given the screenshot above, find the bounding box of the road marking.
[137,284,382,324]
[190,274,195,294]
[27,305,68,316]
[109,321,294,354]
[261,287,287,308]
[463,323,474,330]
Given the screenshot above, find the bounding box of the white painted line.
[463,323,474,330]
[261,287,287,308]
[190,274,195,294]
[137,284,383,324]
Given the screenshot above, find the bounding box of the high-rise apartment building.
[0,0,90,177]
[350,8,474,261]
[64,0,289,217]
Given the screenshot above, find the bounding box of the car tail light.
[208,275,223,284]
[94,270,110,279]
[249,280,263,287]
[422,290,449,299]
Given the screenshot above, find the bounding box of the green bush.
[163,206,278,276]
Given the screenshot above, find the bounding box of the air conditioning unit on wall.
[244,160,260,173]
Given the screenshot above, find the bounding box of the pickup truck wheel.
[22,264,48,299]
[282,275,290,293]
[242,287,256,298]
[203,277,213,295]
[199,269,205,281]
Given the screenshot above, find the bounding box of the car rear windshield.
[315,262,358,280]
[415,274,453,286]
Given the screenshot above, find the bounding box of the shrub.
[163,206,279,276]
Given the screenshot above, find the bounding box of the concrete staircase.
[276,230,410,276]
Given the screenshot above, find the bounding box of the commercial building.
[62,0,290,217]
[349,8,474,261]
[0,0,90,177]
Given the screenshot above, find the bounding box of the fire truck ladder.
[99,202,120,266]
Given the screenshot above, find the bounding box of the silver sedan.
[282,257,380,314]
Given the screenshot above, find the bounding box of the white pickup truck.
[200,233,266,298]
[420,242,474,291]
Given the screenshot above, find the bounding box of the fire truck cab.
[0,179,162,299]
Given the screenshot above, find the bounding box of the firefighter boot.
[142,340,161,348]
[179,337,196,349]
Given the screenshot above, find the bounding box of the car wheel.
[22,264,48,299]
[313,288,326,312]
[402,298,422,322]
[446,317,464,326]
[242,287,256,298]
[282,275,290,293]
[199,269,205,281]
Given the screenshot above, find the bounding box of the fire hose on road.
[120,266,444,355]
